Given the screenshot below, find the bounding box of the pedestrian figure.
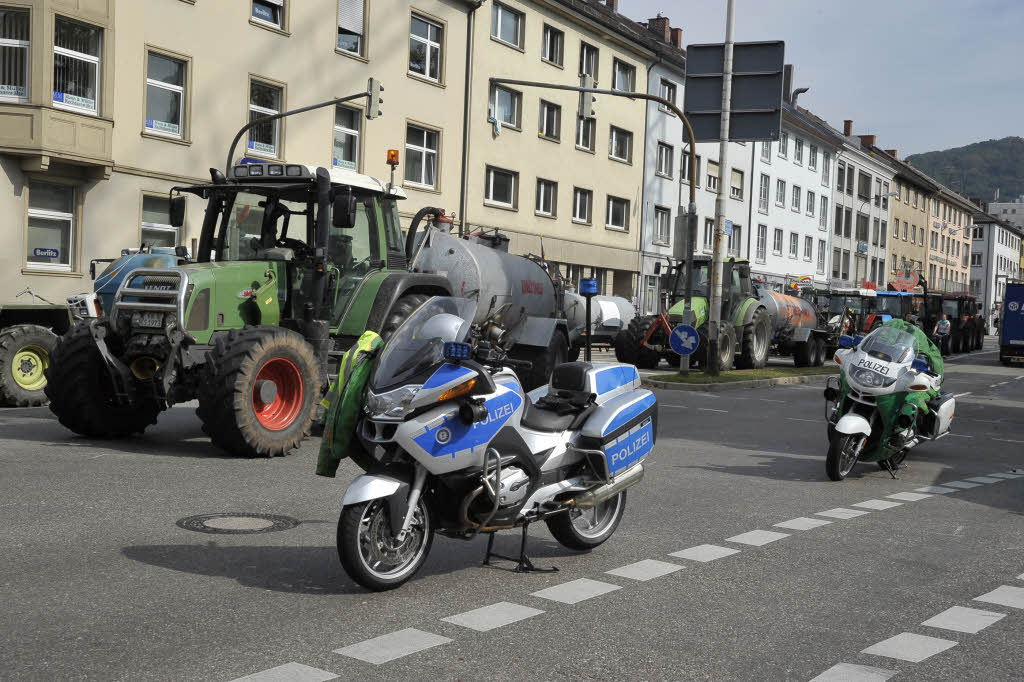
[934,313,951,356]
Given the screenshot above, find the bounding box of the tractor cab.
[666,256,752,306]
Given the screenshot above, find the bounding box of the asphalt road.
[1,339,1021,682]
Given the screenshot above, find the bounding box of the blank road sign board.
[683,41,785,143]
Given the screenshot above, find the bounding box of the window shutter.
[731,169,742,188]
[338,0,364,35]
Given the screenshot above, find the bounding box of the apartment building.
[874,148,936,283]
[746,104,838,289]
[970,212,1023,327]
[924,185,975,292]
[0,0,474,302]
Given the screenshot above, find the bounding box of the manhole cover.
[176,513,300,535]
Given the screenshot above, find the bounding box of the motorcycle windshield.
[371,297,477,391]
[860,325,916,364]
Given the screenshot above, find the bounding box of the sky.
[621,0,1024,156]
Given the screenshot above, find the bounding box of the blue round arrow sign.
[669,324,699,356]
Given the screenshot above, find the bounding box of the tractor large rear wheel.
[380,294,430,340]
[197,327,319,457]
[0,324,58,407]
[736,307,770,369]
[44,320,161,437]
[616,316,662,369]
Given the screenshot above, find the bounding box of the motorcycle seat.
[521,392,595,433]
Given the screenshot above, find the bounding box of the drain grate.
[176,513,300,535]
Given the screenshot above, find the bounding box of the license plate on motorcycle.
[132,311,164,328]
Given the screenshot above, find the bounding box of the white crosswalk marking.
[886,492,931,501]
[605,559,684,581]
[227,663,338,682]
[974,585,1024,610]
[816,508,870,519]
[441,601,543,632]
[334,628,451,665]
[531,578,621,604]
[861,632,957,662]
[921,606,1006,634]
[725,530,789,546]
[774,517,832,531]
[809,662,896,681]
[669,544,740,562]
[852,499,903,510]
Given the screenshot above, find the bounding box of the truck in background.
[999,280,1024,366]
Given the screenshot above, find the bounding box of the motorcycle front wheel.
[546,491,626,550]
[337,497,434,591]
[826,433,860,481]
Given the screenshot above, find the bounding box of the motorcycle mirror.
[837,335,855,348]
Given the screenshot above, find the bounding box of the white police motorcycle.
[336,295,657,591]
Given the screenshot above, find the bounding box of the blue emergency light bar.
[579,278,599,296]
[443,342,472,360]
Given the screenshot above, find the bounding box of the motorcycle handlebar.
[501,358,533,371]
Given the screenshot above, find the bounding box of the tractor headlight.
[364,385,421,419]
[850,368,895,388]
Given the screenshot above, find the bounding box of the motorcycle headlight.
[850,368,896,388]
[364,385,421,419]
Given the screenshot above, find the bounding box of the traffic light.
[578,75,596,119]
[366,78,383,120]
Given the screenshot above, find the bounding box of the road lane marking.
[965,476,1003,484]
[228,663,339,682]
[953,392,972,397]
[773,517,832,531]
[530,578,621,604]
[988,472,1023,479]
[816,508,870,519]
[698,408,728,413]
[949,433,973,438]
[861,632,957,662]
[761,399,785,403]
[886,492,932,502]
[921,606,1006,634]
[942,480,983,489]
[669,544,740,562]
[808,663,896,681]
[852,499,903,510]
[725,530,789,546]
[993,438,1024,445]
[1015,375,1024,380]
[605,559,684,582]
[915,486,957,494]
[974,585,1024,609]
[441,601,543,632]
[334,628,451,665]
[787,417,820,423]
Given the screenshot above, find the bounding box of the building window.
[573,187,592,223]
[141,195,179,248]
[832,248,841,278]
[844,208,852,238]
[606,196,629,231]
[881,182,890,209]
[144,51,187,138]
[541,24,563,66]
[707,161,719,191]
[252,0,284,29]
[248,80,282,157]
[575,116,595,151]
[804,235,813,260]
[612,58,635,92]
[539,100,561,140]
[337,0,365,55]
[333,106,360,170]
[728,224,742,256]
[792,184,801,212]
[855,213,869,242]
[836,162,845,192]
[971,253,982,266]
[808,144,818,171]
[535,178,557,217]
[405,124,438,189]
[704,219,715,250]
[485,166,517,207]
[730,169,744,200]
[658,79,676,114]
[874,178,882,206]
[872,218,880,246]
[857,172,871,200]
[490,84,521,128]
[779,132,788,158]
[822,153,830,185]
[609,126,632,162]
[845,165,854,195]
[807,190,815,216]
[756,224,767,262]
[656,142,673,178]
[772,228,783,255]
[776,178,786,206]
[579,41,598,80]
[682,153,701,187]
[892,255,898,272]
[842,250,850,279]
[794,138,804,164]
[491,3,522,49]
[0,7,30,101]
[817,240,826,273]
[53,17,102,114]
[789,232,799,258]
[758,173,769,212]
[761,141,771,162]
[26,182,74,271]
[820,197,828,228]
[880,221,886,247]
[409,14,443,82]
[654,206,670,244]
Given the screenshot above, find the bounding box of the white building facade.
[970,214,1023,328]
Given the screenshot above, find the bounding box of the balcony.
[0,103,113,178]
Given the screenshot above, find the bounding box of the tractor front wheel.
[197,327,319,457]
[0,324,58,407]
[617,316,662,369]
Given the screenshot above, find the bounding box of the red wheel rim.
[251,357,304,431]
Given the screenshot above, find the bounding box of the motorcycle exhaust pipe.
[130,356,160,380]
[569,464,645,510]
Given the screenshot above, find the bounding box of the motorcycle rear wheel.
[546,491,626,550]
[826,433,860,481]
[337,497,434,591]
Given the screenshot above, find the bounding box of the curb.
[644,373,835,392]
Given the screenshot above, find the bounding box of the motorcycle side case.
[578,389,658,480]
[924,392,955,437]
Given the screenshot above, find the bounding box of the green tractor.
[616,255,771,370]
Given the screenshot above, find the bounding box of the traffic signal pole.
[489,78,700,374]
[707,0,736,377]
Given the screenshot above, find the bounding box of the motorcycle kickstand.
[482,523,558,574]
[881,458,899,480]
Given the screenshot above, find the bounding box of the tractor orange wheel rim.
[251,357,304,430]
